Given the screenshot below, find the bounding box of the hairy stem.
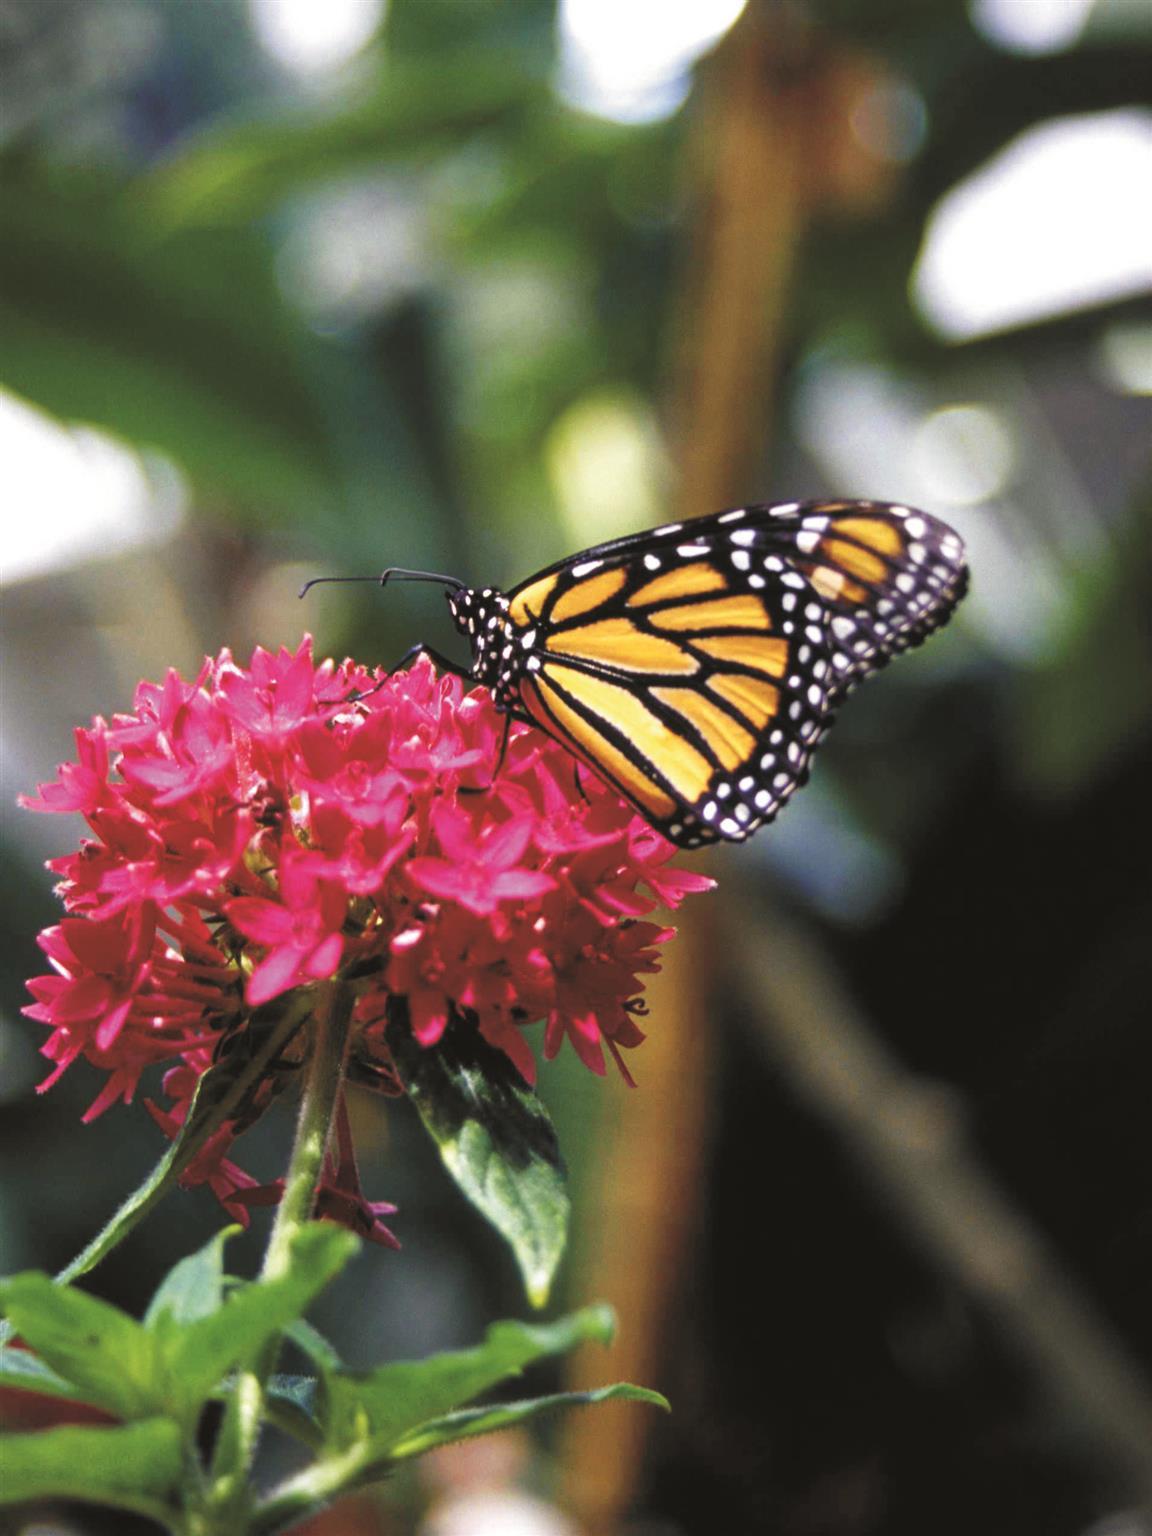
[204,980,355,1532]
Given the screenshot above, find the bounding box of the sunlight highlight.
[914,110,1152,339]
[0,391,185,585]
[970,0,1096,54]
[546,390,668,548]
[558,0,747,123]
[910,405,1015,507]
[249,0,385,74]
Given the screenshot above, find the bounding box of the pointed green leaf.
[145,1225,239,1332]
[388,1010,569,1307]
[0,1343,89,1407]
[0,1275,161,1421]
[263,1374,325,1449]
[0,1418,182,1517]
[323,1305,615,1456]
[161,1224,357,1416]
[390,1382,670,1459]
[285,1317,345,1374]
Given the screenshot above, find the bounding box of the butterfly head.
[445,585,511,691]
[444,584,475,637]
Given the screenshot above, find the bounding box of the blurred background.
[1,0,1151,1532]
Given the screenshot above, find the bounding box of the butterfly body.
[442,500,967,849]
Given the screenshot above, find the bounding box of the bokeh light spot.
[850,79,929,164]
[969,0,1095,55]
[557,0,747,124]
[914,110,1152,339]
[1096,320,1152,396]
[545,390,668,548]
[910,404,1015,507]
[249,0,385,74]
[0,391,186,586]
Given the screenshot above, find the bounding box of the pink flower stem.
[206,979,355,1531]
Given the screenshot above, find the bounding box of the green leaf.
[389,1382,670,1459]
[285,1317,345,1374]
[0,1343,90,1407]
[142,56,544,229]
[263,1374,325,1449]
[160,1224,357,1420]
[145,1225,239,1333]
[0,1275,161,1422]
[322,1304,615,1456]
[387,1008,569,1307]
[0,1417,182,1518]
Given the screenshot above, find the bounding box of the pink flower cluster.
[22,639,712,1239]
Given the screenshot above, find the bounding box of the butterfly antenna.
[299,568,466,600]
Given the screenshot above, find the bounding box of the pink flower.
[20,638,714,1241]
[21,723,112,817]
[407,803,557,917]
[25,907,157,1068]
[227,848,347,1006]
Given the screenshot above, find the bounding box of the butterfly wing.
[503,500,968,848]
[751,500,969,704]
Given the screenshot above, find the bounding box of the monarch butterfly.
[305,500,968,849]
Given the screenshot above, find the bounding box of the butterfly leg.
[458,709,513,798]
[387,642,472,681]
[325,643,473,707]
[573,764,593,806]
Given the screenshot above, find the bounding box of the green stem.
[52,994,314,1291]
[203,980,355,1533]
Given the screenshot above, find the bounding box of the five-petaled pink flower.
[21,638,713,1244]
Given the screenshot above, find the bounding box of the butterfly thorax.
[445,586,524,707]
